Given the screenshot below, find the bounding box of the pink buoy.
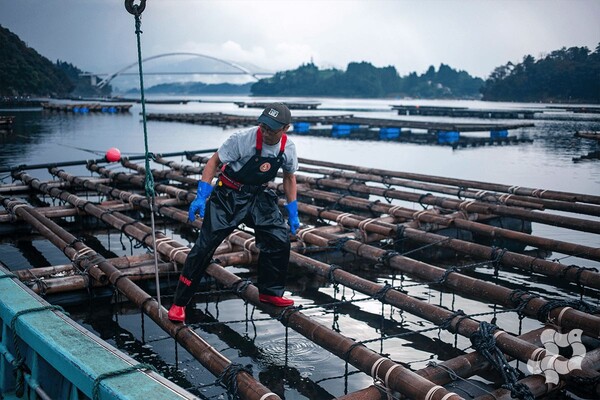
[105,147,121,163]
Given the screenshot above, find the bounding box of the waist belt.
[218,173,266,193]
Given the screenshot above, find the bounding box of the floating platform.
[1,151,599,399]
[575,130,600,141]
[235,101,321,110]
[392,104,537,119]
[548,105,600,114]
[147,112,534,132]
[42,102,133,113]
[0,116,14,132]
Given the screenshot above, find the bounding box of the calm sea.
[0,97,599,399]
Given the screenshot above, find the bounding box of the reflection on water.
[1,97,599,399]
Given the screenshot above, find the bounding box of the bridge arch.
[96,52,264,88]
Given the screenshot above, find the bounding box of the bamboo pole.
[297,157,600,205]
[288,185,600,263]
[296,227,600,338]
[5,178,281,400]
[298,165,600,217]
[293,174,600,234]
[17,171,464,400]
[290,201,600,288]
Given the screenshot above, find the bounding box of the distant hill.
[0,25,73,96]
[251,62,484,99]
[0,25,110,97]
[481,44,600,103]
[126,81,253,95]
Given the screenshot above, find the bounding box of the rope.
[470,322,534,400]
[126,0,162,318]
[92,363,157,400]
[216,363,253,400]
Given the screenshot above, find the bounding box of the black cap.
[257,102,291,131]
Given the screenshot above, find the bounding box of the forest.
[480,44,600,103]
[251,62,484,99]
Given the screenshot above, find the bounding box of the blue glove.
[188,181,213,222]
[285,200,300,234]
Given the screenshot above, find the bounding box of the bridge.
[81,52,274,88]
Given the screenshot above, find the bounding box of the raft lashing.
[1,152,599,400]
[42,102,133,113]
[147,112,535,149]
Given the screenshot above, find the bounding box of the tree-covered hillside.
[481,44,600,103]
[0,25,73,96]
[0,25,109,97]
[251,62,484,99]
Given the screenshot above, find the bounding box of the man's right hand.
[188,181,213,222]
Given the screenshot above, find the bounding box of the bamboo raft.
[147,112,534,149]
[41,102,133,113]
[0,116,14,132]
[235,101,322,110]
[392,105,537,119]
[575,131,600,141]
[1,151,599,399]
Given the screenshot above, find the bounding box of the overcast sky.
[1,0,599,81]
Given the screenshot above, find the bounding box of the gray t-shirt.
[218,126,298,174]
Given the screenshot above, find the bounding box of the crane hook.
[125,0,146,16]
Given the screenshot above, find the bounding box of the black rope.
[470,322,534,400]
[93,363,157,400]
[216,363,253,400]
[328,237,351,252]
[376,250,399,267]
[366,199,381,217]
[382,188,395,203]
[561,264,599,286]
[234,279,252,295]
[418,193,432,209]
[509,289,539,318]
[435,266,461,285]
[537,298,599,323]
[372,282,392,301]
[0,273,18,280]
[217,363,252,400]
[438,309,468,332]
[328,264,340,284]
[490,246,507,277]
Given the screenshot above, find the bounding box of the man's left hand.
[285,200,300,234]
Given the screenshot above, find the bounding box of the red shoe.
[259,293,294,307]
[168,305,186,322]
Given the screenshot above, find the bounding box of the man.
[168,102,300,323]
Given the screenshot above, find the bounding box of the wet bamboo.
[13,254,157,279]
[22,262,177,295]
[121,158,198,186]
[32,176,464,399]
[292,201,600,289]
[338,327,550,400]
[79,163,600,287]
[63,162,596,394]
[298,157,600,205]
[226,229,600,392]
[299,165,546,211]
[298,165,600,217]
[293,174,600,234]
[44,166,600,396]
[291,227,600,338]
[8,174,281,400]
[286,185,600,263]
